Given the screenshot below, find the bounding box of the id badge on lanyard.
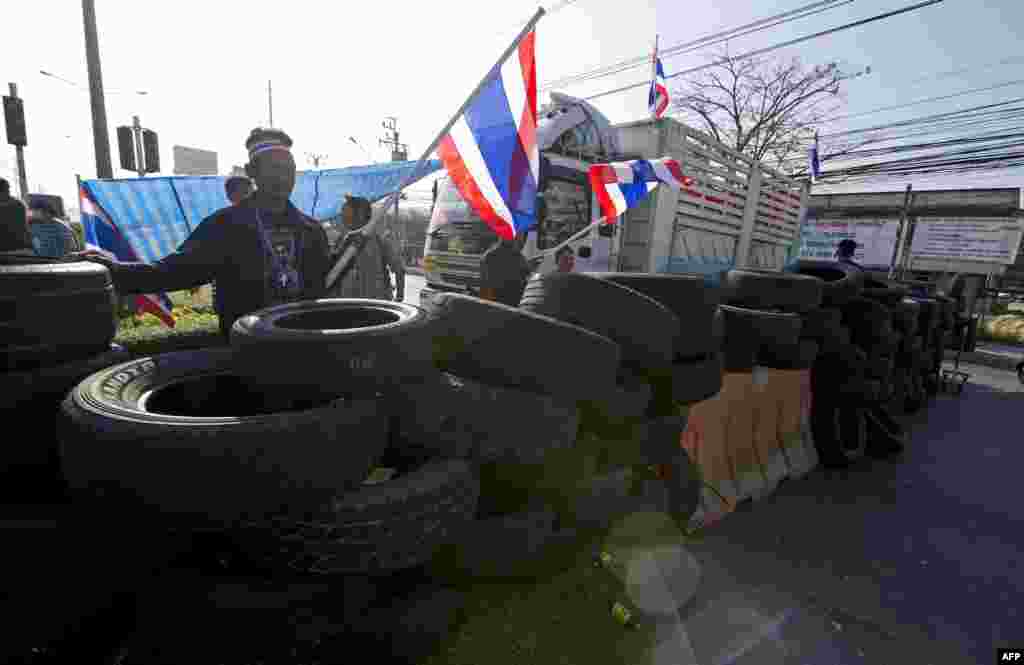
[255,209,300,291]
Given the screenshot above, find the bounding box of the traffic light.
[117,126,136,172]
[142,129,159,173]
[3,95,27,146]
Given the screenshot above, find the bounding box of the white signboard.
[173,145,219,176]
[799,217,900,266]
[909,218,1024,265]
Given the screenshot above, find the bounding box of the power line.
[583,0,946,103]
[540,0,854,91]
[822,78,1024,123]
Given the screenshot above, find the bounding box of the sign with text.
[909,218,1024,265]
[798,217,900,267]
[172,145,218,176]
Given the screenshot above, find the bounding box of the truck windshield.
[536,178,590,250]
[427,179,499,254]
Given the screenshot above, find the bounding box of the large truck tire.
[422,292,620,402]
[793,260,863,307]
[0,256,117,372]
[57,349,389,527]
[589,272,721,359]
[720,304,801,372]
[723,268,824,313]
[670,353,724,404]
[520,272,678,374]
[759,339,819,370]
[0,346,132,503]
[246,459,480,575]
[389,373,579,466]
[860,277,908,306]
[812,403,866,468]
[800,307,842,341]
[231,299,437,398]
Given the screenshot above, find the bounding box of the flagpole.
[326,6,547,290]
[651,34,659,120]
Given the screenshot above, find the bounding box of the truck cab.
[420,93,621,301]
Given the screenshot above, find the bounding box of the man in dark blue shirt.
[73,128,331,340]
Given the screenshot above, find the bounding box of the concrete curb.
[943,348,1021,372]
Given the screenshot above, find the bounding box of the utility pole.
[889,184,914,279]
[82,0,113,179]
[5,83,29,200]
[131,116,145,177]
[268,80,274,128]
[380,117,410,259]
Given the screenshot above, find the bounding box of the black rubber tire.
[247,459,480,575]
[813,404,866,468]
[0,257,117,372]
[864,406,906,458]
[519,272,678,373]
[891,299,921,335]
[231,299,438,397]
[800,307,842,341]
[860,277,908,306]
[866,353,895,380]
[589,272,721,359]
[935,296,957,329]
[427,508,574,582]
[720,304,801,372]
[389,372,580,466]
[0,346,132,503]
[723,268,824,313]
[841,296,892,328]
[760,339,819,370]
[793,260,863,307]
[911,298,941,332]
[421,292,620,402]
[58,348,389,527]
[671,353,724,404]
[838,408,867,461]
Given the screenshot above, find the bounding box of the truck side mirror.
[598,223,615,238]
[578,246,592,259]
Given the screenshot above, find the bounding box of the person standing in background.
[206,175,257,314]
[555,244,576,273]
[479,233,531,306]
[0,177,32,254]
[328,195,406,302]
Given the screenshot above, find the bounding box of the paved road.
[668,362,1023,664]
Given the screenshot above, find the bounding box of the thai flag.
[590,158,692,222]
[649,56,669,119]
[79,187,176,328]
[437,29,538,240]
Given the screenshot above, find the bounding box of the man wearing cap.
[27,198,78,258]
[204,175,257,314]
[0,177,32,255]
[73,128,332,340]
[835,238,863,270]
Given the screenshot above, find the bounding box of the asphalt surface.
[663,362,1024,664]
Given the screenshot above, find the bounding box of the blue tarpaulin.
[82,160,442,263]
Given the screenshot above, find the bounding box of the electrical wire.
[582,0,946,102]
[539,0,855,91]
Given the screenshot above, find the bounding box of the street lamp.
[40,70,148,96]
[349,136,377,164]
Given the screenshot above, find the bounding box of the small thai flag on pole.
[808,131,821,183]
[649,36,669,119]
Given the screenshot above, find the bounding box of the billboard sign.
[909,218,1024,265]
[798,216,900,266]
[173,145,218,176]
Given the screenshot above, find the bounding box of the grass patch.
[115,289,223,356]
[977,315,1024,346]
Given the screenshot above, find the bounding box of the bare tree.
[672,49,848,172]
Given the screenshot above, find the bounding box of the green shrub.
[977,314,1024,345]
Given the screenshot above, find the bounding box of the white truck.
[420,93,808,302]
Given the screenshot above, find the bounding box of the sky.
[3,0,1024,212]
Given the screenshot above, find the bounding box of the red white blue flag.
[437,29,538,240]
[79,187,176,328]
[649,56,669,119]
[590,158,692,223]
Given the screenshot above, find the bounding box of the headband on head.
[248,140,292,160]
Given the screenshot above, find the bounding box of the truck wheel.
[231,299,437,397]
[422,292,620,402]
[249,459,479,575]
[794,260,863,307]
[800,307,842,341]
[671,353,724,404]
[58,348,389,527]
[724,269,824,313]
[588,272,721,359]
[519,272,677,374]
[1,257,117,372]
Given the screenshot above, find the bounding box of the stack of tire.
[56,272,725,587]
[0,254,128,502]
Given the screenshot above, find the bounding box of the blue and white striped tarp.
[82,160,442,263]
